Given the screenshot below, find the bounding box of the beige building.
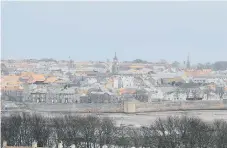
[123,101,136,113]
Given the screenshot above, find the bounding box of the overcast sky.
[2,1,227,64]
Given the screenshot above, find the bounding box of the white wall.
[113,78,119,88]
[121,76,134,88]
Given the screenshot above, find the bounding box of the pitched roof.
[55,78,67,83]
[184,69,212,77]
[31,74,45,82]
[119,88,137,94]
[20,72,35,77]
[158,87,176,93]
[44,76,58,83]
[2,75,20,82]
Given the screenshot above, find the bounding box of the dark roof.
[181,83,200,89]
[136,89,147,94]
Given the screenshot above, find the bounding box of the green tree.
[133,59,147,63]
[172,61,180,68]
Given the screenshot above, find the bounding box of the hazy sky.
[2,1,227,64]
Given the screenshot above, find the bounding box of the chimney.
[58,141,63,148]
[2,141,7,147]
[32,141,37,148]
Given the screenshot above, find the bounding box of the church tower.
[186,53,191,69]
[113,52,118,63]
[112,52,119,74]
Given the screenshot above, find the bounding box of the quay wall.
[136,100,227,112]
[2,100,227,113]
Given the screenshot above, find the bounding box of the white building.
[121,76,134,88]
[192,75,227,84]
[113,77,120,89]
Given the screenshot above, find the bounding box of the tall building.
[112,52,119,74]
[113,52,118,63]
[186,53,191,69]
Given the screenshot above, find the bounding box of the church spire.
[186,52,191,69]
[112,52,119,74]
[113,52,118,62]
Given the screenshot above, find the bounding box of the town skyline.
[2,1,227,63]
[0,55,224,66]
[2,1,227,146]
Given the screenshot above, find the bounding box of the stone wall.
[136,100,227,112]
[25,103,123,113]
[9,100,227,113]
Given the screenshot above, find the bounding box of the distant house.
[28,74,45,84]
[192,75,227,84]
[163,90,187,101]
[50,69,64,77]
[119,88,137,95]
[1,75,24,101]
[79,95,90,103]
[43,76,58,84]
[89,92,113,103]
[28,87,80,103]
[1,63,9,75]
[80,90,117,103]
[180,83,203,100]
[134,89,149,102]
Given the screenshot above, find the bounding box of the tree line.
[172,61,227,71]
[2,113,227,148]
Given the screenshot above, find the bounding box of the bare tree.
[174,88,180,100]
[1,113,51,147]
[67,115,84,147]
[183,88,190,99]
[52,116,74,147]
[175,116,213,148]
[130,127,144,148]
[203,86,212,100]
[18,113,33,146]
[79,116,100,148]
[1,115,22,146]
[192,90,199,99]
[216,86,225,99]
[140,126,156,148]
[30,114,51,147]
[150,117,179,148]
[115,126,130,148]
[97,117,115,148]
[3,114,227,148]
[212,120,227,148]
